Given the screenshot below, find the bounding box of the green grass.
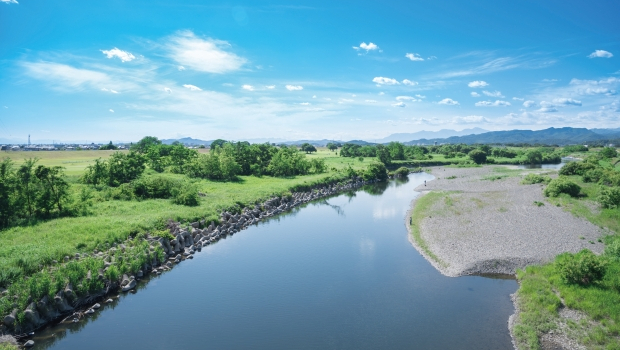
[0,343,18,350]
[2,150,123,178]
[408,191,449,267]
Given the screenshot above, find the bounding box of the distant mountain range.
[376,128,489,143]
[403,127,620,146]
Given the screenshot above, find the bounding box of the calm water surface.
[33,173,517,350]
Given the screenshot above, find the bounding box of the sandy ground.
[408,165,605,277]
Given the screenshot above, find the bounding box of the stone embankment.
[0,177,379,347]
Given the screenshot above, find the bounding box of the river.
[32,173,517,350]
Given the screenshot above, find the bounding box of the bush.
[556,250,606,286]
[109,183,135,200]
[543,178,581,197]
[582,168,605,183]
[598,186,620,209]
[171,181,200,206]
[393,167,410,177]
[600,147,618,159]
[605,239,620,259]
[522,173,551,185]
[132,175,178,199]
[468,149,487,164]
[559,161,597,176]
[363,162,388,181]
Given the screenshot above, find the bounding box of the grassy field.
[1,150,123,178]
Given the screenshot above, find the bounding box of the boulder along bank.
[0,176,382,347]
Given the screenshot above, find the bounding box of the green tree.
[130,136,161,153]
[375,144,392,165]
[82,158,109,187]
[468,150,487,164]
[524,150,543,164]
[16,158,39,218]
[210,139,228,149]
[326,142,338,151]
[600,147,618,159]
[387,142,405,160]
[0,159,16,227]
[363,162,388,181]
[107,152,146,186]
[300,143,317,154]
[99,141,118,150]
[34,165,69,214]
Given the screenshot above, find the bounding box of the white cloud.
[405,53,424,61]
[378,92,385,95]
[482,90,505,98]
[353,42,379,52]
[542,79,558,82]
[468,80,488,88]
[183,84,202,91]
[588,50,613,58]
[241,84,254,91]
[396,96,417,101]
[312,95,316,98]
[1,0,18,4]
[537,107,558,113]
[178,66,186,71]
[101,48,136,62]
[165,30,246,74]
[109,109,114,113]
[512,97,524,101]
[22,62,124,92]
[470,92,480,97]
[553,98,582,106]
[392,102,406,107]
[523,100,536,108]
[338,98,354,104]
[373,77,399,85]
[438,98,459,105]
[415,94,426,99]
[164,87,172,94]
[285,85,303,91]
[569,78,618,95]
[402,79,418,86]
[265,85,275,89]
[365,99,377,103]
[475,100,511,107]
[300,102,310,105]
[453,115,487,124]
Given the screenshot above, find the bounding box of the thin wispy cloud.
[475,100,511,107]
[523,100,536,107]
[402,79,417,86]
[285,85,303,91]
[1,0,18,4]
[392,102,406,107]
[183,84,202,91]
[471,92,480,97]
[482,90,504,98]
[439,56,555,79]
[373,77,399,85]
[165,30,246,73]
[438,98,459,105]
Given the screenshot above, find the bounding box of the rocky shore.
[0,176,380,347]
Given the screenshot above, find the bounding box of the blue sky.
[1,0,619,143]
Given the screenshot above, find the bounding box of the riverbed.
[31,173,517,350]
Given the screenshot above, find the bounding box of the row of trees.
[0,158,72,229]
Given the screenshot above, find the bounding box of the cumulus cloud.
[396,96,417,101]
[285,85,303,91]
[164,87,172,94]
[183,84,202,91]
[523,100,536,108]
[402,79,418,86]
[471,92,481,97]
[588,50,613,58]
[415,94,426,99]
[241,84,254,91]
[405,53,424,61]
[101,48,136,62]
[165,30,246,74]
[569,77,618,95]
[109,109,114,113]
[475,100,511,107]
[438,98,459,105]
[537,107,558,113]
[1,0,18,4]
[392,102,406,107]
[483,90,505,98]
[265,85,275,89]
[468,80,488,88]
[353,42,379,52]
[553,98,582,106]
[373,77,400,85]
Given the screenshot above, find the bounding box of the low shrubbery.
[521,173,551,185]
[556,249,606,286]
[543,178,581,197]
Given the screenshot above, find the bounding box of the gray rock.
[24,340,35,347]
[121,279,136,292]
[92,303,101,309]
[85,309,95,315]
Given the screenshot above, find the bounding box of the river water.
[32,173,517,350]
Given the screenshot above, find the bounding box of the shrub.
[598,186,620,209]
[543,178,581,197]
[556,250,606,286]
[171,181,200,206]
[522,173,551,185]
[393,167,410,177]
[132,175,177,199]
[468,149,487,164]
[600,147,618,159]
[605,239,620,259]
[559,161,597,176]
[363,162,388,181]
[110,183,135,200]
[582,168,605,183]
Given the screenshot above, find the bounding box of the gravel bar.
[408,165,605,277]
